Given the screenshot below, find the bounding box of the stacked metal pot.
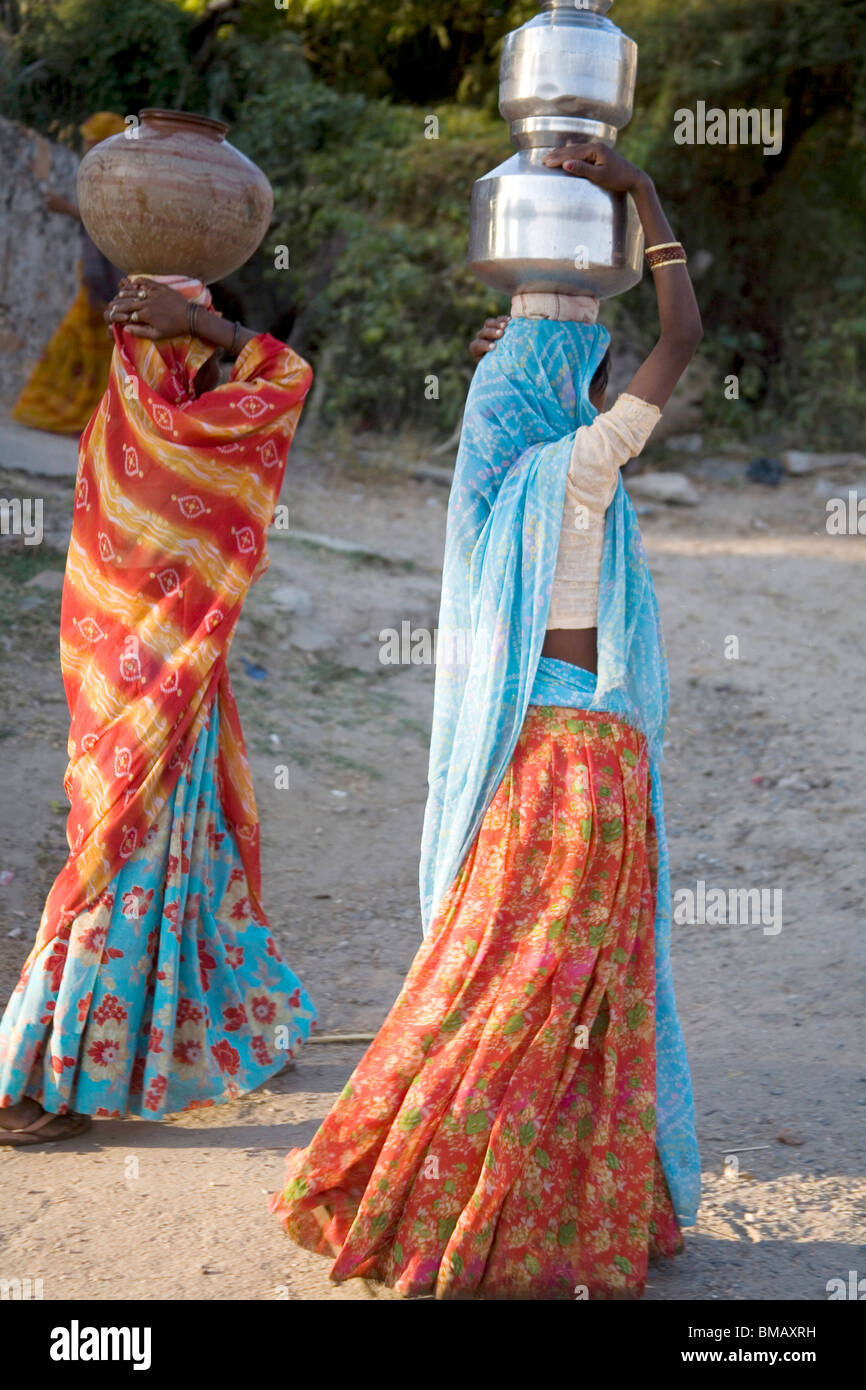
[468,0,643,299]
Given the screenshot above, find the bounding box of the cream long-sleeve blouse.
[547,392,661,629]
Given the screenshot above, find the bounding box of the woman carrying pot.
[0,274,316,1140]
[271,141,702,1300]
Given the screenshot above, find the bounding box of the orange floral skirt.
[271,706,683,1298]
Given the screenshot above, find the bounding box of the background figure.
[12,111,125,436]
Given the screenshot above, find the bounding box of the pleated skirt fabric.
[271,704,681,1299]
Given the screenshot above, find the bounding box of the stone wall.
[0,115,80,407]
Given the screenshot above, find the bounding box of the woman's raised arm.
[543,140,703,410]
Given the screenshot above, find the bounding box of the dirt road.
[0,426,863,1300]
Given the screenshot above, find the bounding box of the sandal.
[0,1109,92,1146]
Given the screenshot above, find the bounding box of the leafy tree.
[0,0,196,135]
[617,0,866,441]
[233,48,510,429]
[273,0,535,104]
[1,0,863,441]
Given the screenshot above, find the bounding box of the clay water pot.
[77,109,273,283]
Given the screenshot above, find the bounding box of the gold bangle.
[646,239,687,271]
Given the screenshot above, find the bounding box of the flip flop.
[0,1110,92,1146]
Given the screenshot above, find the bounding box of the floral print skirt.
[271,706,682,1299]
[0,705,316,1118]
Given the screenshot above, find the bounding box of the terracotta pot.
[77,109,273,283]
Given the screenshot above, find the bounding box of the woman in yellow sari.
[12,112,126,436]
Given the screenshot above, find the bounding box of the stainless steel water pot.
[468,0,643,300]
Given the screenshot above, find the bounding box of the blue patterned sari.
[0,707,315,1118]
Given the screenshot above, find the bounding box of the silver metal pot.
[468,0,643,300]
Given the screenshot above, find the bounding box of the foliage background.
[1,0,864,444]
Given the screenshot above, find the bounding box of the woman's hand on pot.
[470,316,510,362]
[543,140,648,194]
[105,277,190,339]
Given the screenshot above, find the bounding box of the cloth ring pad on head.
[510,292,600,324]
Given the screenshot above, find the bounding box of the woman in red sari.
[0,276,316,1142]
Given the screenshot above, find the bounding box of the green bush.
[236,84,511,431]
[2,0,864,443]
[0,0,197,135]
[616,0,866,446]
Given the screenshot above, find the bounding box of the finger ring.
[130,311,140,323]
[137,287,147,300]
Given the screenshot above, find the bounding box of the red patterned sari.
[48,313,310,954]
[1,298,317,1117]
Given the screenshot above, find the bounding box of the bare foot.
[0,1097,44,1130]
[0,1107,92,1146]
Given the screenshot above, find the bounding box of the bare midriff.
[541,627,598,674]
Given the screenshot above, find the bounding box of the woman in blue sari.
[273,141,703,1299]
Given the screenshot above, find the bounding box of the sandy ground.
[0,418,864,1301]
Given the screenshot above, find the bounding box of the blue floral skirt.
[0,706,316,1118]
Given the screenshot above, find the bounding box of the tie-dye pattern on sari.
[1,293,316,1114]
